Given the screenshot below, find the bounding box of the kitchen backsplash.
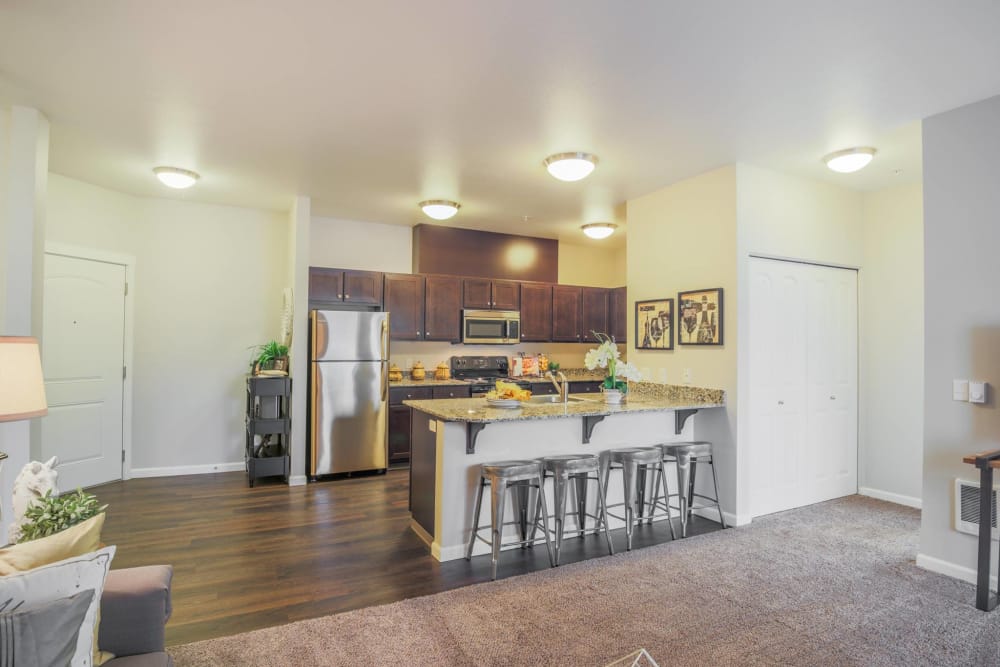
[389,340,626,373]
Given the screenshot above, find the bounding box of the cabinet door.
[387,406,412,464]
[308,267,344,303]
[463,279,493,309]
[492,280,521,310]
[384,274,424,341]
[581,287,609,343]
[531,382,559,396]
[424,275,462,342]
[569,381,602,394]
[343,270,384,306]
[609,286,627,343]
[551,286,582,342]
[519,283,552,342]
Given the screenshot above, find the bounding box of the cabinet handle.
[337,294,342,299]
[778,400,784,406]
[830,395,836,400]
[345,294,350,299]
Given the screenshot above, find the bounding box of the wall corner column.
[287,196,310,486]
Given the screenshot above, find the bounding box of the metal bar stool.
[466,460,555,580]
[652,441,726,537]
[539,454,615,565]
[599,447,676,550]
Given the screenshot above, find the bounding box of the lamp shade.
[0,336,48,422]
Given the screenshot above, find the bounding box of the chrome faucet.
[547,371,569,403]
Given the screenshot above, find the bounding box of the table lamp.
[0,336,48,422]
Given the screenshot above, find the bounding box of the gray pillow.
[0,589,95,667]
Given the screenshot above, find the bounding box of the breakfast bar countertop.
[404,382,725,423]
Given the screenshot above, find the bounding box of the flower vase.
[603,388,623,404]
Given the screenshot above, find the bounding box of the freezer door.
[311,360,388,475]
[312,310,389,362]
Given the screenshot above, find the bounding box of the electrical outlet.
[970,381,988,404]
[683,368,692,384]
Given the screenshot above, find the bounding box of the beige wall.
[310,216,412,274]
[627,165,740,519]
[46,173,289,473]
[557,241,626,287]
[861,182,924,506]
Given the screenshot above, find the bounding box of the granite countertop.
[404,382,726,424]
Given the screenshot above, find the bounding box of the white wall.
[310,216,412,273]
[46,174,289,474]
[919,94,1000,583]
[860,182,924,507]
[627,165,739,521]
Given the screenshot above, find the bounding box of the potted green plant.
[250,340,289,375]
[18,489,108,543]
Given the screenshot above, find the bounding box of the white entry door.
[748,258,858,517]
[39,253,127,489]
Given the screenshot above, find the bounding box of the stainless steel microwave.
[462,310,520,344]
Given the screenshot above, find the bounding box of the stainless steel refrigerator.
[309,310,389,476]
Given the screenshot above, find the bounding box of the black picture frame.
[677,288,724,345]
[635,298,674,350]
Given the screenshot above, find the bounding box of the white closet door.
[747,261,808,517]
[748,258,857,517]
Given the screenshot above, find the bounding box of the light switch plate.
[970,381,988,404]
[954,380,969,401]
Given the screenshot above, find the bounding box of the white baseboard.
[129,462,245,478]
[859,487,922,509]
[916,552,997,588]
[287,475,308,487]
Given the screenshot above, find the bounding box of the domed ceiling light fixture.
[822,147,877,173]
[581,222,617,239]
[153,166,200,189]
[544,152,598,182]
[419,199,461,220]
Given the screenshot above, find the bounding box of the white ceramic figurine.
[8,456,59,544]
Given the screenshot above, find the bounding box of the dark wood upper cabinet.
[463,278,520,310]
[519,283,553,342]
[609,286,627,343]
[581,287,609,343]
[309,267,383,308]
[552,285,582,342]
[343,270,383,306]
[463,279,493,309]
[384,273,424,341]
[424,275,462,342]
[492,280,520,310]
[308,267,344,304]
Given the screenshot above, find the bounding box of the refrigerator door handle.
[381,315,389,361]
[380,362,387,402]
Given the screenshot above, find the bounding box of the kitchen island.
[404,382,726,561]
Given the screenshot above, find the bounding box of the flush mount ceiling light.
[581,222,617,239]
[419,200,461,220]
[153,166,200,189]
[544,152,598,182]
[822,147,877,174]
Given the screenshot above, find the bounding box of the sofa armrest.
[99,565,173,657]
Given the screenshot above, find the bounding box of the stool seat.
[603,447,661,466]
[482,460,541,479]
[659,442,713,458]
[543,454,599,475]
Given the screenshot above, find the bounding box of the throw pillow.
[0,546,115,667]
[0,513,105,576]
[0,589,94,667]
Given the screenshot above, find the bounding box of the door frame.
[43,242,136,482]
[738,253,861,522]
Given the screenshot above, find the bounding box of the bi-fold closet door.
[748,257,858,518]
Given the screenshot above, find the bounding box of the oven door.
[462,310,518,344]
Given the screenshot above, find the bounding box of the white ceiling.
[1,1,998,246]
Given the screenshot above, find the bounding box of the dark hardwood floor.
[95,470,722,646]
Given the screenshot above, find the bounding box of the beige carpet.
[170,497,1000,666]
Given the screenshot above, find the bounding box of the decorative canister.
[538,354,549,374]
[411,361,426,381]
[602,388,623,404]
[388,363,403,382]
[434,361,450,380]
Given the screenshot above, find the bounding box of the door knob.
[777,400,784,406]
[830,395,836,400]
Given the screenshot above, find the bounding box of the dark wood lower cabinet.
[387,406,412,464]
[569,381,603,394]
[387,385,468,465]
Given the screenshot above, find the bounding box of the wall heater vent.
[955,478,1000,540]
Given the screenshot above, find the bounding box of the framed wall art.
[678,288,724,345]
[635,298,674,350]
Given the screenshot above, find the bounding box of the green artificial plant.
[250,340,289,370]
[18,489,108,543]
